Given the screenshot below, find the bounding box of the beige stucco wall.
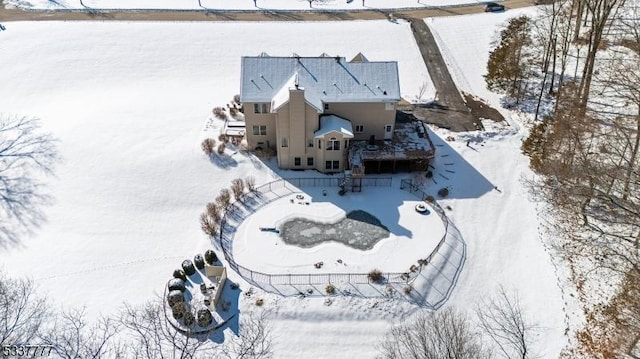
[244,102,276,150]
[245,96,397,173]
[324,102,396,141]
[274,89,320,169]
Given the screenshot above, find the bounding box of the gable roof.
[240,55,401,107]
[314,115,354,138]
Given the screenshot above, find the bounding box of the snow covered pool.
[279,210,390,250]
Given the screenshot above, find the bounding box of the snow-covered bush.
[167,278,186,292]
[173,269,187,281]
[183,310,195,326]
[167,290,184,307]
[196,309,213,327]
[218,134,228,143]
[193,254,205,270]
[204,249,218,265]
[181,260,196,276]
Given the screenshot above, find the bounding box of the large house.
[240,53,400,173]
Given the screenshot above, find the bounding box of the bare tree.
[230,179,245,202]
[206,202,221,223]
[244,176,256,193]
[0,272,51,346]
[377,307,492,359]
[41,307,123,359]
[219,312,273,359]
[120,298,273,359]
[216,189,231,209]
[475,286,539,359]
[0,115,58,246]
[119,298,215,359]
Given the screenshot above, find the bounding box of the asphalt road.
[0,0,534,22]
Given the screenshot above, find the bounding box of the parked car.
[484,2,506,11]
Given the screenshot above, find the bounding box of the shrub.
[200,213,218,236]
[425,170,433,178]
[218,134,228,143]
[231,178,245,201]
[425,195,435,203]
[171,306,184,320]
[230,136,241,146]
[403,286,413,295]
[167,278,186,292]
[255,298,264,306]
[167,290,184,307]
[204,250,218,264]
[437,187,449,198]
[183,310,195,326]
[213,107,227,120]
[216,189,231,208]
[229,107,238,118]
[217,142,226,155]
[233,94,241,105]
[325,284,336,294]
[206,202,221,223]
[368,269,384,284]
[173,269,187,281]
[181,260,196,276]
[244,176,256,192]
[201,138,216,156]
[194,254,205,270]
[196,308,213,327]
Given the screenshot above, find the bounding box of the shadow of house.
[421,127,494,200]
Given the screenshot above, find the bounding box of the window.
[281,137,288,148]
[294,157,301,166]
[385,125,393,132]
[252,125,267,136]
[307,157,314,166]
[253,103,270,114]
[318,140,322,149]
[327,138,340,151]
[308,139,314,148]
[324,103,329,110]
[355,125,364,133]
[325,161,340,170]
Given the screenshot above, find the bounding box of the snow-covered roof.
[240,55,400,106]
[314,115,354,138]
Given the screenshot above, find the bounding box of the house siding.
[244,102,276,150]
[324,102,395,142]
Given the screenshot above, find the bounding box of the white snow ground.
[4,0,490,12]
[0,12,567,359]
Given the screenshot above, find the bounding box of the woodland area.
[486,0,640,357]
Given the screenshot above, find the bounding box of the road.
[0,0,534,22]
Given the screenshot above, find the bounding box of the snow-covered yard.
[233,186,445,274]
[0,12,568,359]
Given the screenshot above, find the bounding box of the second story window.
[253,103,270,114]
[252,125,267,136]
[355,125,364,133]
[327,138,340,151]
[281,137,288,148]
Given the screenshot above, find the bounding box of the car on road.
[484,2,506,11]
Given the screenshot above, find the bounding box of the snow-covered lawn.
[233,186,445,274]
[4,0,489,12]
[0,13,568,359]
